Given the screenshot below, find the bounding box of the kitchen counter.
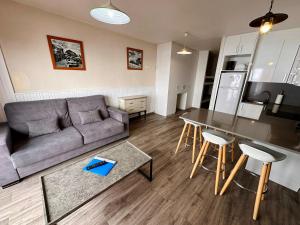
[180,108,300,191]
[181,108,300,153]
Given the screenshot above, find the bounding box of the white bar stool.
[175,119,203,163]
[190,129,235,195]
[220,141,286,220]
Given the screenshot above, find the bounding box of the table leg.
[138,159,153,182]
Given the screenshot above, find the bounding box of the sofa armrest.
[0,123,20,187]
[107,107,129,124]
[0,123,12,156]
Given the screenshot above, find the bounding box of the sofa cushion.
[27,117,60,138]
[67,95,109,126]
[4,99,71,135]
[78,110,103,125]
[11,127,83,168]
[75,118,124,144]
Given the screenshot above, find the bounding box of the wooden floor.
[0,112,299,225]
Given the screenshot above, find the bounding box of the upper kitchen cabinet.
[250,34,285,82]
[250,28,300,83]
[287,45,300,86]
[223,33,258,56]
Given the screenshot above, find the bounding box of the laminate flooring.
[0,112,299,225]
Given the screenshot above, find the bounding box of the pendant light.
[177,32,192,55]
[90,0,130,25]
[249,0,288,34]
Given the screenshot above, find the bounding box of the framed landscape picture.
[47,35,86,70]
[127,47,143,70]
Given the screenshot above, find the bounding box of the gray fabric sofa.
[0,95,129,187]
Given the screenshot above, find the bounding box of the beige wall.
[0,0,156,93]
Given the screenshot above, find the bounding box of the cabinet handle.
[283,74,288,83]
[240,45,243,54]
[236,46,239,54]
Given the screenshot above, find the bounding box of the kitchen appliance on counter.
[215,72,246,115]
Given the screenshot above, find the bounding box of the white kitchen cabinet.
[223,35,241,56]
[223,33,257,56]
[250,34,285,82]
[287,45,300,86]
[237,102,264,120]
[239,32,258,55]
[250,28,300,83]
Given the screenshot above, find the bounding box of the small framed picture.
[47,35,86,70]
[127,47,143,70]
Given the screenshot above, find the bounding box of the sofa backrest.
[4,99,71,135]
[67,95,109,125]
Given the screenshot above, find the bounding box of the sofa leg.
[2,179,21,189]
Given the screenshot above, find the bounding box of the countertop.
[180,108,300,153]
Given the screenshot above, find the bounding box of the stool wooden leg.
[253,163,268,220]
[199,142,210,166]
[215,146,223,195]
[185,123,192,146]
[222,145,226,180]
[261,163,272,200]
[199,126,203,145]
[231,142,235,162]
[190,141,208,178]
[192,126,198,163]
[175,123,187,154]
[220,154,248,196]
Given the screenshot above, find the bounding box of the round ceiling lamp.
[249,0,288,34]
[177,32,192,55]
[90,0,130,25]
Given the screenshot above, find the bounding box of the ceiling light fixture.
[249,0,288,34]
[177,32,192,55]
[90,0,130,25]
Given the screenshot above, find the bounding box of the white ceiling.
[12,0,300,50]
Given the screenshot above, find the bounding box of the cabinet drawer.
[125,98,146,108]
[237,103,263,120]
[125,100,137,107]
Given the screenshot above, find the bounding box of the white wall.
[0,46,15,122]
[155,42,199,116]
[155,42,172,116]
[167,42,198,115]
[0,0,157,116]
[192,50,209,108]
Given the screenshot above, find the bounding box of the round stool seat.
[202,129,235,146]
[239,141,286,163]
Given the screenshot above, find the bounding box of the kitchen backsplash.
[244,82,300,107]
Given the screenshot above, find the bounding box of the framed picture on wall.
[127,47,143,70]
[47,35,86,70]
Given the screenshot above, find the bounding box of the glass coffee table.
[41,141,152,225]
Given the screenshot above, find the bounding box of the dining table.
[180,108,300,192]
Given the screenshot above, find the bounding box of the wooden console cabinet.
[119,95,147,119]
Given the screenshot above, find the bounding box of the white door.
[223,35,240,56]
[239,33,258,55]
[250,34,285,82]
